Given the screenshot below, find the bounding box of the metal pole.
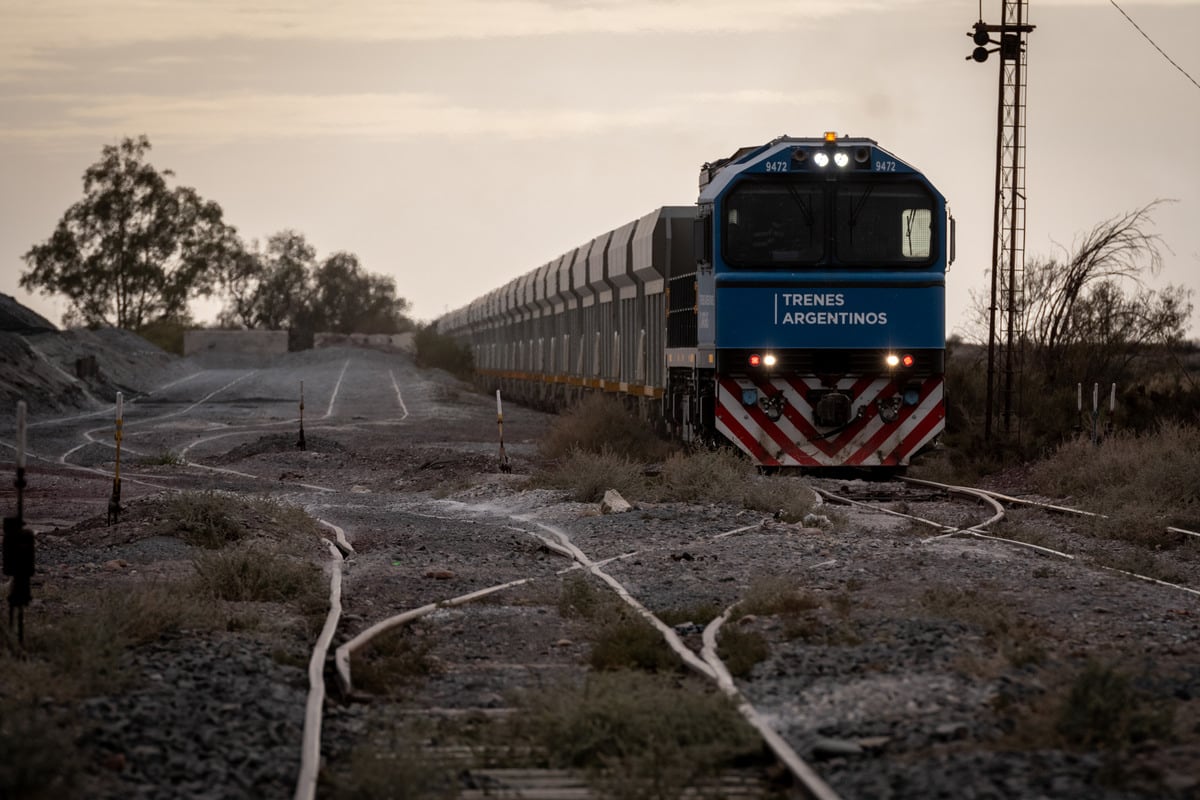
[496,390,511,474]
[109,392,123,525]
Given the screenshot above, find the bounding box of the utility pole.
[968,1,1035,443]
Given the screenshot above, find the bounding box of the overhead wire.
[1108,0,1200,92]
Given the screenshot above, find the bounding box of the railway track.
[3,347,1198,799]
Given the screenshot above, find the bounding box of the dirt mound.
[0,292,55,333]
[0,297,196,418]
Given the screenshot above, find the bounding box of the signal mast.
[968,1,1035,442]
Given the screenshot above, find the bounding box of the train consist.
[437,133,952,467]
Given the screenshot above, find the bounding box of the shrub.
[414,324,473,378]
[192,543,321,603]
[532,448,646,503]
[167,491,321,549]
[168,491,251,548]
[539,394,673,461]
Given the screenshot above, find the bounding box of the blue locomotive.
[437,133,951,467]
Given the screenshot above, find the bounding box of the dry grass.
[716,625,770,679]
[533,440,820,521]
[507,671,766,800]
[919,585,1045,667]
[532,447,647,502]
[0,701,80,799]
[588,615,680,673]
[1030,422,1200,547]
[736,575,821,618]
[1,581,219,702]
[351,624,442,696]
[167,491,321,549]
[192,542,323,605]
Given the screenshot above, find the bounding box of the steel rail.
[903,477,1200,540]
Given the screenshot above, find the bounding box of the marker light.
[833,151,850,168]
[902,354,915,367]
[812,151,830,168]
[749,354,761,367]
[885,354,900,368]
[763,354,777,367]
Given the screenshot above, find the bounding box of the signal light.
[748,353,777,368]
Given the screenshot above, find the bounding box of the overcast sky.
[2,0,1198,342]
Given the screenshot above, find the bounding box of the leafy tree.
[311,252,412,335]
[20,135,242,330]
[215,231,413,348]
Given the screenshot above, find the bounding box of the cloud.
[0,88,841,146]
[1,0,929,75]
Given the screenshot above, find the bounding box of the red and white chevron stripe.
[715,375,945,467]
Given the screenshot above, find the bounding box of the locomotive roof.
[698,134,923,202]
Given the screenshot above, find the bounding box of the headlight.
[763,354,777,367]
[833,151,850,168]
[812,151,830,168]
[885,354,900,368]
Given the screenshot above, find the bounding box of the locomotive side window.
[901,209,932,258]
[723,179,824,267]
[833,181,935,266]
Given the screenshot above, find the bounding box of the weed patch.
[532,448,646,502]
[1030,423,1200,548]
[0,701,80,799]
[352,625,441,695]
[192,543,322,604]
[166,491,321,549]
[508,671,765,800]
[1055,660,1174,749]
[0,581,217,701]
[588,616,680,673]
[717,625,770,678]
[920,586,1045,667]
[737,576,820,618]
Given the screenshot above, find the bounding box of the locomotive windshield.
[722,177,936,268]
